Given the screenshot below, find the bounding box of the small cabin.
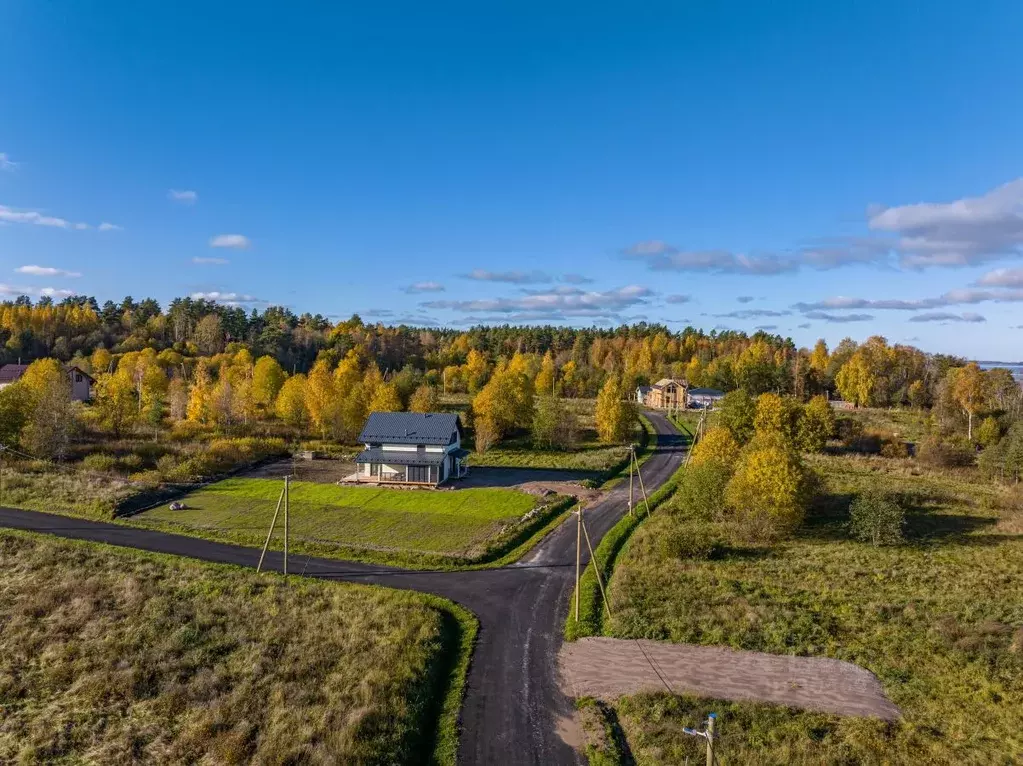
[0,363,95,402]
[354,412,469,486]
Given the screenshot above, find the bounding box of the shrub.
[723,432,812,544]
[82,453,120,473]
[976,416,1002,448]
[689,427,740,469]
[880,437,910,459]
[169,419,209,442]
[797,395,836,453]
[669,462,732,521]
[165,437,287,482]
[661,522,726,561]
[848,490,906,545]
[754,393,802,443]
[917,436,975,468]
[718,390,756,444]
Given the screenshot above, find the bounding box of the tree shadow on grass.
[800,491,998,545]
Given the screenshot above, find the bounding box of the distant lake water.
[979,362,1023,381]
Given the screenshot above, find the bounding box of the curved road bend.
[0,412,684,765]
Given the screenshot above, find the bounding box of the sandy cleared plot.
[560,637,900,720]
[134,477,537,556]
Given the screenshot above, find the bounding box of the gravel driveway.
[559,636,901,720]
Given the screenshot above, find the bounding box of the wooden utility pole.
[628,445,634,516]
[683,712,717,766]
[634,449,651,517]
[575,507,582,621]
[580,514,612,619]
[283,474,290,576]
[706,713,716,766]
[257,484,287,573]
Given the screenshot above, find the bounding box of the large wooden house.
[641,378,688,409]
[354,412,469,486]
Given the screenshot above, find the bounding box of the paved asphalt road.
[0,411,684,765]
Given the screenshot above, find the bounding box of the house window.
[370,463,380,476]
[407,465,429,483]
[75,373,83,383]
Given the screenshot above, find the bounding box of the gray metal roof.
[0,364,28,383]
[358,412,461,445]
[355,447,447,466]
[688,387,725,397]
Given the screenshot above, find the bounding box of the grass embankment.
[0,529,475,765]
[131,478,570,569]
[565,420,690,641]
[598,453,1023,764]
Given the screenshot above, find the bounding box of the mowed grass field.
[0,529,468,765]
[598,452,1023,764]
[133,478,537,559]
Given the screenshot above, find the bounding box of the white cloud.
[737,296,755,303]
[168,189,198,204]
[715,309,791,320]
[974,267,1023,288]
[868,178,1023,268]
[624,242,800,275]
[0,283,74,298]
[0,205,72,228]
[15,265,82,278]
[462,269,552,284]
[403,281,445,294]
[0,153,16,171]
[193,257,229,265]
[665,294,692,304]
[755,325,778,331]
[802,311,874,323]
[98,222,122,232]
[794,287,1023,313]
[209,234,251,249]
[908,311,987,323]
[39,287,75,298]
[423,285,653,321]
[190,291,264,304]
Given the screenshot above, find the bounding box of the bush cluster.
[917,436,975,468]
[140,437,287,483]
[848,490,906,545]
[661,522,726,561]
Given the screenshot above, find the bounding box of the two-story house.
[354,412,469,486]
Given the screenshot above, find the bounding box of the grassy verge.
[0,528,473,765]
[128,478,575,571]
[565,424,688,641]
[602,452,1023,763]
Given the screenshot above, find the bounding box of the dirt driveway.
[559,637,900,720]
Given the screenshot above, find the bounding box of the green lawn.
[0,529,473,765]
[132,478,539,562]
[596,453,1023,764]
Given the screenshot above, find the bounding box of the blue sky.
[2,1,1023,359]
